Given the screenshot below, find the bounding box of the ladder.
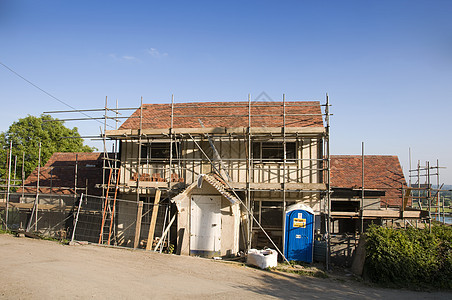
[98,167,120,245]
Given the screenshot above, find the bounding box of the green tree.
[0,114,95,181]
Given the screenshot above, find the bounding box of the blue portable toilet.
[284,203,314,263]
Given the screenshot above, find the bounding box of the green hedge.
[364,224,452,289]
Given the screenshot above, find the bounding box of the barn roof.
[330,155,408,207]
[18,152,106,195]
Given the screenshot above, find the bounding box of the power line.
[0,61,113,128]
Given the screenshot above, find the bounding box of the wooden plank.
[228,182,326,190]
[141,128,170,135]
[284,127,325,134]
[145,189,161,250]
[105,129,132,137]
[402,188,412,211]
[176,228,185,255]
[330,209,425,219]
[402,211,425,218]
[129,181,181,188]
[154,213,176,251]
[173,127,226,134]
[225,127,325,135]
[351,235,366,276]
[332,211,400,218]
[133,201,144,249]
[106,127,325,137]
[0,202,72,211]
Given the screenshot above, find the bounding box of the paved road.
[0,234,450,299]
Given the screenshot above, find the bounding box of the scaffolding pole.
[27,142,41,232]
[427,161,432,232]
[282,94,287,256]
[101,96,107,213]
[169,95,174,188]
[5,141,12,229]
[136,97,143,202]
[21,151,25,201]
[409,159,447,225]
[361,142,364,233]
[325,93,331,271]
[247,94,252,250]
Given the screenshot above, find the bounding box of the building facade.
[105,101,328,256]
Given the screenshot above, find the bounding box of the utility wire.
[0,61,113,128]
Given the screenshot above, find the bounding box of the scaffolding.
[2,94,449,269]
[0,150,103,237]
[409,159,449,229]
[99,95,331,263]
[1,94,333,266]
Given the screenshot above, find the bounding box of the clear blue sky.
[1,0,451,183]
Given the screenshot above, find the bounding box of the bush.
[364,224,452,289]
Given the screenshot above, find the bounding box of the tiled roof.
[172,173,240,207]
[119,101,324,130]
[330,155,408,207]
[201,174,240,204]
[18,152,106,195]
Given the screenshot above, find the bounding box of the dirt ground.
[0,234,450,299]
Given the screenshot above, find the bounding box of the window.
[252,142,296,162]
[253,201,284,228]
[140,142,181,162]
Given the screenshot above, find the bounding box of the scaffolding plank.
[330,209,426,219]
[105,126,326,138]
[228,182,326,190]
[145,189,161,250]
[133,201,144,249]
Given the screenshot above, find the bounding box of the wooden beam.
[228,182,326,190]
[153,213,176,251]
[105,127,325,138]
[133,201,143,249]
[146,189,161,250]
[0,202,70,211]
[173,127,226,134]
[403,188,412,211]
[330,209,426,219]
[128,181,182,188]
[105,129,132,137]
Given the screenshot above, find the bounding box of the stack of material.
[247,249,278,269]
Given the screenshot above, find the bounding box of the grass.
[0,227,69,244]
[0,228,13,235]
[411,204,452,213]
[274,262,329,279]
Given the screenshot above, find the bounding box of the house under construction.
[1,95,440,267]
[104,98,330,257]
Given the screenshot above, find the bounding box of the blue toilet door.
[285,210,314,263]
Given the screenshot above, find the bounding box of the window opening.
[252,142,296,162]
[141,142,180,162]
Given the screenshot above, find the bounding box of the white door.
[190,195,221,255]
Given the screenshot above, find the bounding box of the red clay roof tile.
[330,155,408,207]
[19,152,105,195]
[119,101,324,129]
